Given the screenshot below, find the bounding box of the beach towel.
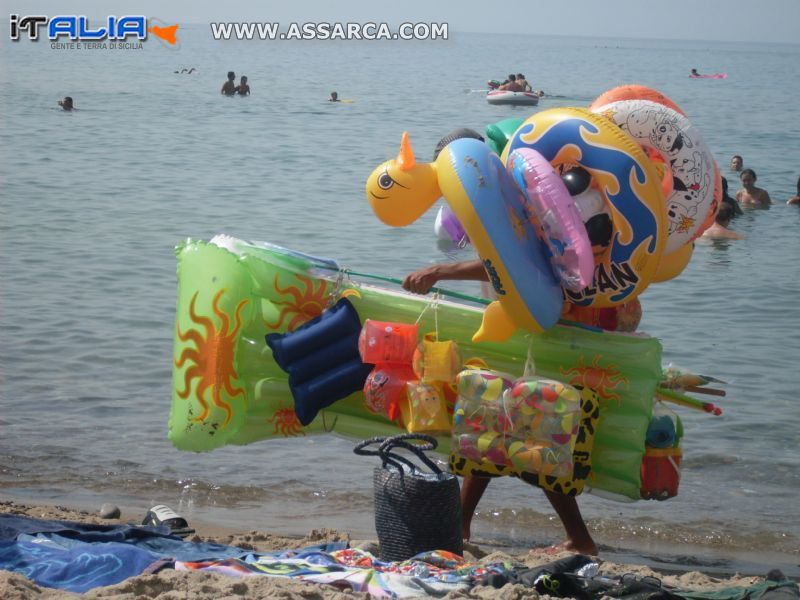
[0,539,167,593]
[177,547,513,598]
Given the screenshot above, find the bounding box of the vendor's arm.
[402,260,488,294]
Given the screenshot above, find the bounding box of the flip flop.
[142,505,195,538]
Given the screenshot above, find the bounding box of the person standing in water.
[736,168,771,207]
[221,71,236,96]
[702,204,743,239]
[237,76,250,96]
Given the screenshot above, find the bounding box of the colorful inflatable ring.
[589,85,684,115]
[590,86,696,282]
[366,133,563,343]
[591,86,683,216]
[591,99,716,255]
[503,107,666,308]
[507,147,594,292]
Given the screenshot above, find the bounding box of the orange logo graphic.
[149,23,179,44]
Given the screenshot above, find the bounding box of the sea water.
[1,28,799,575]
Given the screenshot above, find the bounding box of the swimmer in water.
[237,76,250,96]
[58,96,75,111]
[329,91,340,102]
[221,71,236,96]
[701,204,743,240]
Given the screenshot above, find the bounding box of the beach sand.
[0,500,780,600]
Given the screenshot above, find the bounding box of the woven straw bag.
[353,433,463,561]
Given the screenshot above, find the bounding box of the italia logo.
[9,15,179,45]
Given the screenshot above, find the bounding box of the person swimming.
[691,68,700,76]
[237,76,250,96]
[328,91,340,102]
[221,71,236,96]
[58,96,75,111]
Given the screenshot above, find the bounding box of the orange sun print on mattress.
[174,290,247,425]
[266,404,306,437]
[266,274,361,331]
[560,355,629,407]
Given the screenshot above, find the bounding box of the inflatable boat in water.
[487,90,540,106]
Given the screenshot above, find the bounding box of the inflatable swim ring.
[589,85,684,115]
[507,147,594,292]
[366,133,563,343]
[487,90,540,106]
[503,107,667,308]
[591,99,716,254]
[170,236,664,501]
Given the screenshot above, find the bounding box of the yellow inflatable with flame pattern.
[503,108,667,309]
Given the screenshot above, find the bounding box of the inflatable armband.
[358,320,419,364]
[364,364,416,422]
[266,298,372,426]
[507,148,594,291]
[401,381,450,434]
[412,333,461,383]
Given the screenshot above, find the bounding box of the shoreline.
[3,490,798,579]
[2,498,797,599]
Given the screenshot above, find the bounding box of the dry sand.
[0,501,777,599]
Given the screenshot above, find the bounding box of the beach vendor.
[400,129,601,554]
[402,256,644,555]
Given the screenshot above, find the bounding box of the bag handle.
[354,434,442,475]
[379,434,442,475]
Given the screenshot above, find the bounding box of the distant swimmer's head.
[507,74,516,81]
[227,71,235,81]
[740,168,757,188]
[516,73,525,80]
[240,76,248,83]
[329,91,338,101]
[59,96,74,111]
[730,154,743,171]
[433,128,484,160]
[691,68,699,75]
[715,203,733,226]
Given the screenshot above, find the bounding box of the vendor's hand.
[402,265,441,295]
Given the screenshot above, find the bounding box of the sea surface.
[1,28,799,576]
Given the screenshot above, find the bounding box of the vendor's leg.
[543,490,598,555]
[460,475,490,541]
